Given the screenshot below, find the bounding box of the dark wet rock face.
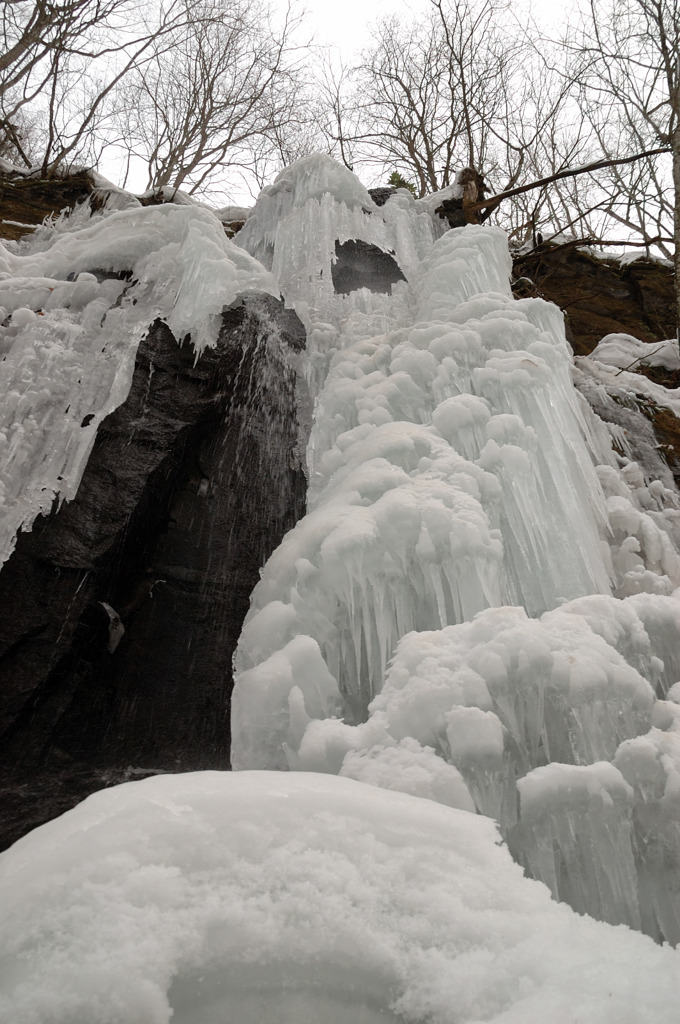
[332,239,407,295]
[367,187,396,208]
[435,196,467,229]
[0,296,307,849]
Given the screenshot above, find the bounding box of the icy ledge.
[0,204,278,566]
[1,771,679,1024]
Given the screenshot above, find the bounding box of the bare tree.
[0,0,209,176]
[1,1,139,164]
[321,0,577,221]
[339,1,517,196]
[115,0,305,199]
[573,0,679,314]
[0,107,38,167]
[313,55,358,172]
[312,0,675,269]
[0,1,131,104]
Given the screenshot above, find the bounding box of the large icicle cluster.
[232,155,680,944]
[0,203,278,565]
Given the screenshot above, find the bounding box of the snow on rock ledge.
[0,204,278,566]
[1,770,679,1024]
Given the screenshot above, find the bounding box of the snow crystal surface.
[2,771,680,1024]
[0,204,278,565]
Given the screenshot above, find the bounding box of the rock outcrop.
[512,242,674,355]
[0,296,307,849]
[0,171,95,241]
[332,238,407,295]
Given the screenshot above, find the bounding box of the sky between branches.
[291,0,567,55]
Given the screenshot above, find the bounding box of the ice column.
[232,159,617,771]
[513,762,641,930]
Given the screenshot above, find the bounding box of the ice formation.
[2,771,680,1024]
[232,154,680,944]
[3,153,680,1020]
[0,203,278,565]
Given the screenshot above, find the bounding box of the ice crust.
[0,204,278,565]
[231,155,680,943]
[2,770,680,1024]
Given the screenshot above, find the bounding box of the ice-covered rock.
[0,204,278,567]
[614,725,680,944]
[513,761,640,929]
[591,332,680,373]
[236,153,439,394]
[4,151,680,973]
[0,197,307,835]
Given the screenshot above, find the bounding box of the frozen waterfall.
[3,154,680,1024]
[232,155,680,945]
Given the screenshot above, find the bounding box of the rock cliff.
[0,295,306,849]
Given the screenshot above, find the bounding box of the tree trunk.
[673,127,680,349]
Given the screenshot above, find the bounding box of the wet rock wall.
[0,295,307,848]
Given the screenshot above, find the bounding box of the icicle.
[513,762,640,930]
[614,727,680,944]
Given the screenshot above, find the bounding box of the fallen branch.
[515,236,598,255]
[580,237,672,248]
[468,147,672,214]
[614,339,673,376]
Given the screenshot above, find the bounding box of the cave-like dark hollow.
[331,238,407,295]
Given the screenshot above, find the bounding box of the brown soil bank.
[0,171,95,241]
[513,242,675,356]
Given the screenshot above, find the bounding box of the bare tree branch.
[468,146,672,212]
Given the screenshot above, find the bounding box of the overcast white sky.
[297,0,408,53]
[293,0,568,56]
[109,0,571,199]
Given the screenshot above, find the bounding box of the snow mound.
[592,333,680,372]
[1,770,679,1024]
